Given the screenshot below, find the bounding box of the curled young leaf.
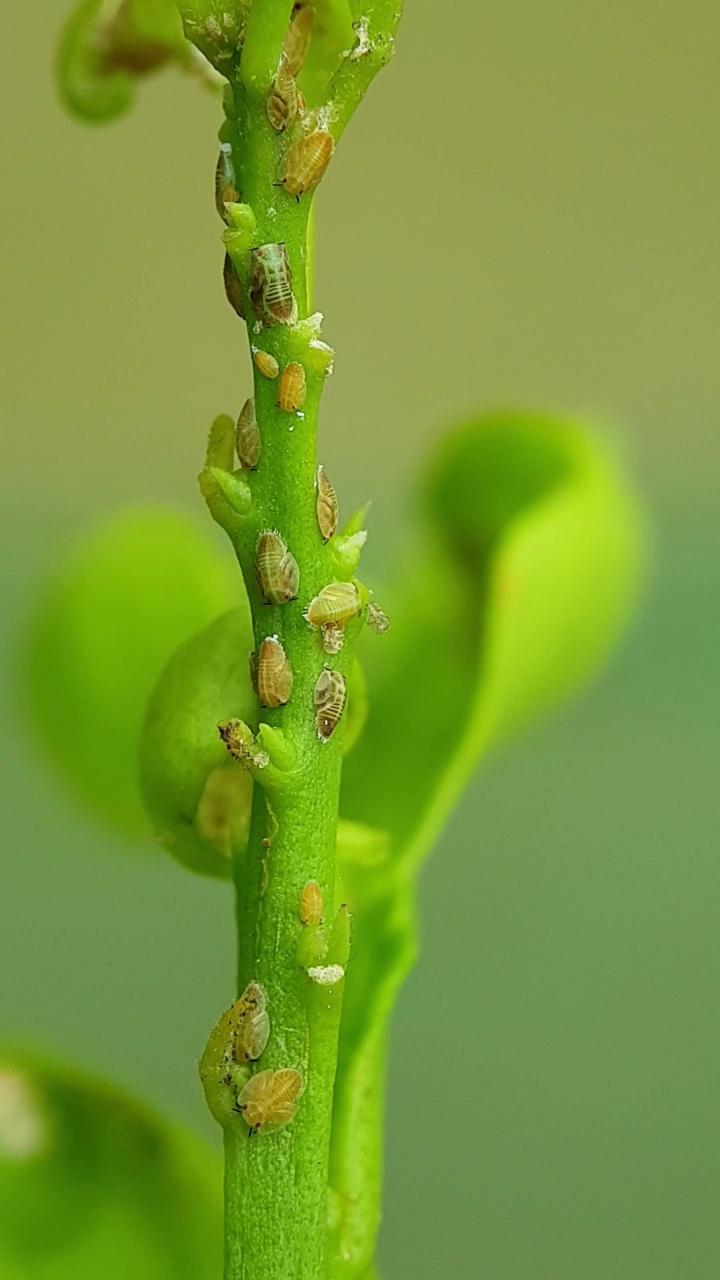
[22,507,238,840]
[140,606,257,879]
[341,411,646,860]
[57,0,187,125]
[0,1048,221,1279]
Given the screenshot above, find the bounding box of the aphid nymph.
[253,348,280,380]
[304,581,361,630]
[300,880,323,927]
[215,143,239,222]
[316,465,338,540]
[278,130,335,199]
[277,362,307,412]
[282,5,313,76]
[267,55,299,133]
[237,1067,303,1135]
[256,532,300,604]
[223,253,244,318]
[235,397,260,470]
[257,637,294,707]
[313,668,347,742]
[249,244,297,327]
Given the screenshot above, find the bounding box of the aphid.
[253,348,280,380]
[300,880,323,927]
[278,130,335,199]
[267,55,298,133]
[313,668,347,742]
[316,465,338,540]
[234,982,271,1063]
[256,532,300,604]
[321,622,344,655]
[257,637,294,708]
[237,1067,303,1135]
[235,398,260,470]
[249,244,297,327]
[277,362,306,412]
[223,253,244,318]
[304,581,361,630]
[366,602,390,634]
[215,143,239,222]
[282,5,313,77]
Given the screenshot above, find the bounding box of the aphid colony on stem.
[199,983,304,1137]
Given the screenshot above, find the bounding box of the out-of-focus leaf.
[23,507,239,840]
[330,412,646,1276]
[57,0,187,125]
[139,607,256,879]
[0,1049,221,1279]
[341,411,646,863]
[299,0,354,108]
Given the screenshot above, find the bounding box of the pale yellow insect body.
[313,668,347,742]
[316,465,338,540]
[300,880,324,926]
[267,55,299,132]
[257,637,294,708]
[253,349,280,380]
[223,253,244,318]
[215,143,239,222]
[234,982,271,1063]
[279,130,335,198]
[282,5,313,76]
[237,1067,303,1135]
[249,244,297,326]
[235,398,260,470]
[277,362,307,412]
[304,582,361,630]
[256,532,300,604]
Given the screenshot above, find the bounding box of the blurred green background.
[2,2,719,1276]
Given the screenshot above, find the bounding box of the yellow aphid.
[313,668,347,742]
[249,243,297,327]
[257,637,293,708]
[256,532,300,604]
[237,1067,303,1135]
[253,349,280,380]
[235,398,260,470]
[300,880,324,926]
[267,55,298,132]
[366,602,390,634]
[234,982,271,1063]
[215,143,239,222]
[282,5,313,77]
[277,362,306,412]
[278,130,335,198]
[304,581,361,630]
[223,253,244,318]
[321,622,344,655]
[316,465,338,541]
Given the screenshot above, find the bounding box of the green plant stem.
[188,4,404,1275]
[212,59,360,1280]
